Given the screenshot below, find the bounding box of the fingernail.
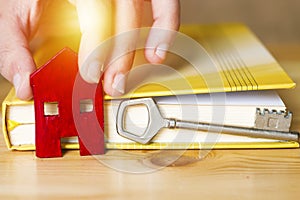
[13,73,21,94]
[13,72,33,100]
[155,44,169,59]
[112,73,126,95]
[87,61,102,83]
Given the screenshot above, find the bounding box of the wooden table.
[1,45,300,199]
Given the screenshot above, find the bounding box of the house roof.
[30,47,78,86]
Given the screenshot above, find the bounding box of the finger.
[74,0,112,84]
[0,26,36,100]
[103,0,144,96]
[0,0,44,100]
[145,0,180,64]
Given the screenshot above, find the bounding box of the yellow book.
[3,89,299,150]
[2,23,299,150]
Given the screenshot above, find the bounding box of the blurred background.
[181,0,300,45]
[1,0,300,97]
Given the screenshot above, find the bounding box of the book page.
[155,90,285,107]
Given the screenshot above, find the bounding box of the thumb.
[0,0,45,100]
[74,0,112,84]
[0,32,35,100]
[0,26,36,100]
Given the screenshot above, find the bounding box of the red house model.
[30,48,105,158]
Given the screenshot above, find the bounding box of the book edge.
[8,141,299,151]
[2,92,12,150]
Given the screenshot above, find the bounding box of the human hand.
[0,0,180,100]
[74,0,180,96]
[0,0,44,100]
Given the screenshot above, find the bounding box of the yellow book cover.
[2,23,299,150]
[32,23,295,100]
[120,24,295,99]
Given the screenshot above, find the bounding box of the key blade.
[255,108,292,132]
[175,120,300,142]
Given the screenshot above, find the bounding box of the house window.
[80,99,94,113]
[44,102,59,116]
[61,136,78,145]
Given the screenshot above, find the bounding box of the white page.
[155,90,285,107]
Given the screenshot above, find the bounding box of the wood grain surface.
[1,46,300,199]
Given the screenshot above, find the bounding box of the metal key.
[116,98,300,144]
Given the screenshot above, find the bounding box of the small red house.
[30,48,104,158]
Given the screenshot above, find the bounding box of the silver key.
[116,98,300,144]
